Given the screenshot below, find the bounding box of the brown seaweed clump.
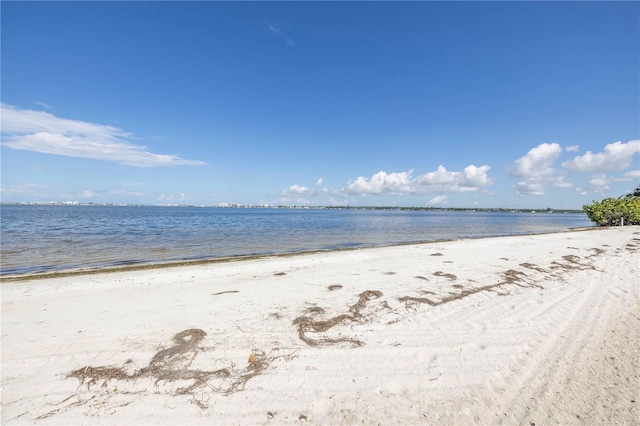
[293,290,384,347]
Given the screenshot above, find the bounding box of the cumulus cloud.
[575,187,589,196]
[346,170,414,195]
[1,103,206,167]
[517,178,571,196]
[510,140,640,197]
[515,179,545,196]
[509,142,563,178]
[587,174,611,190]
[552,176,573,188]
[509,142,576,196]
[277,184,317,204]
[284,184,310,195]
[620,170,640,180]
[428,195,448,205]
[278,164,493,205]
[562,140,640,172]
[344,165,493,195]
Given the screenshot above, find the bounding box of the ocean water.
[0,205,593,275]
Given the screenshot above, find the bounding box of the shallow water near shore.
[0,205,592,275]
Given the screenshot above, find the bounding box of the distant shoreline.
[0,202,585,214]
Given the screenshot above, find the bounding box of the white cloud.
[562,140,640,173]
[278,183,344,205]
[428,195,448,205]
[33,101,53,110]
[575,187,589,196]
[346,170,414,195]
[0,183,148,202]
[158,193,189,203]
[265,20,282,35]
[509,142,579,196]
[278,189,311,205]
[285,184,310,195]
[277,164,493,205]
[516,175,572,196]
[620,170,640,180]
[80,189,147,199]
[1,103,132,137]
[589,174,609,187]
[509,142,562,178]
[460,164,494,187]
[515,179,545,196]
[1,103,206,167]
[264,19,294,46]
[509,140,640,197]
[0,183,45,196]
[552,176,573,188]
[587,174,611,190]
[345,165,493,195]
[109,189,147,197]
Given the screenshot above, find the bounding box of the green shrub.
[582,194,640,226]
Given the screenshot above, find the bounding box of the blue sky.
[1,1,638,208]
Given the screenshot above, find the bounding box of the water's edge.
[0,227,600,282]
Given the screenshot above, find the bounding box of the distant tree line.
[582,186,640,226]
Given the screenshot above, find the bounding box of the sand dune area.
[1,226,639,425]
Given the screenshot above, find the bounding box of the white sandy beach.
[1,226,639,425]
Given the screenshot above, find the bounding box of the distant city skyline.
[0,201,586,214]
[1,2,638,209]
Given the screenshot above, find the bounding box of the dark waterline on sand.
[0,205,593,275]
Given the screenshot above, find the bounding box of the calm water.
[0,205,593,275]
